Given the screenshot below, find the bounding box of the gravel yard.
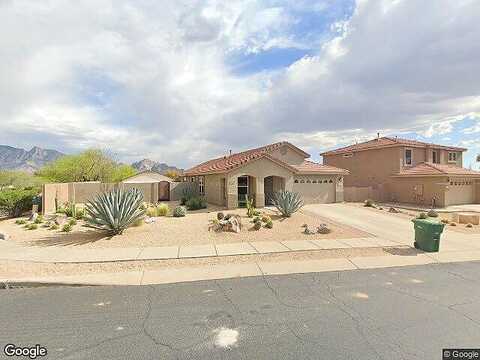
[0,206,369,249]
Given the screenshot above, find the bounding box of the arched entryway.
[158,181,170,201]
[264,176,285,205]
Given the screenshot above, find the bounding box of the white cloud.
[0,0,479,168]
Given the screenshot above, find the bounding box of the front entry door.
[158,181,170,201]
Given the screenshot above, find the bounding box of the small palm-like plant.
[84,188,145,235]
[270,190,304,217]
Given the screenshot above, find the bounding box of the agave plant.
[84,188,145,235]
[270,190,304,217]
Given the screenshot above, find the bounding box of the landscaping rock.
[29,212,38,222]
[0,232,9,241]
[144,217,156,224]
[388,207,400,213]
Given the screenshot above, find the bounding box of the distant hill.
[0,145,184,175]
[131,159,184,175]
[0,145,65,173]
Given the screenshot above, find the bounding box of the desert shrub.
[49,224,59,230]
[173,206,187,217]
[34,215,44,224]
[185,196,207,210]
[466,223,473,228]
[253,221,262,230]
[180,183,199,205]
[364,199,375,208]
[132,217,144,227]
[62,223,73,232]
[417,212,428,219]
[15,219,27,225]
[0,188,38,217]
[68,218,77,226]
[84,188,145,235]
[271,191,304,217]
[26,223,38,230]
[217,212,224,220]
[75,208,85,220]
[427,209,439,218]
[261,215,271,223]
[156,203,169,216]
[265,219,273,229]
[146,207,157,217]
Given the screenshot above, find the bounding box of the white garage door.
[292,177,336,204]
[446,179,474,205]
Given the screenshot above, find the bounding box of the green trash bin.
[412,218,445,252]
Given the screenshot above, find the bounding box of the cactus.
[270,191,304,217]
[84,188,145,235]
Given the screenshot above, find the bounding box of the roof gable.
[321,136,467,156]
[393,162,480,177]
[185,141,309,176]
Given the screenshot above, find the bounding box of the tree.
[0,170,45,190]
[164,170,181,181]
[37,149,137,183]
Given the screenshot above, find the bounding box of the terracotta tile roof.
[321,136,467,156]
[185,142,345,176]
[393,162,480,177]
[293,160,349,175]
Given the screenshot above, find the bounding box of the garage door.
[292,177,336,204]
[446,179,474,205]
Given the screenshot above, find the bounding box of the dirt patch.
[0,246,397,278]
[0,207,369,249]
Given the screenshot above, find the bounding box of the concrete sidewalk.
[0,237,396,263]
[3,250,480,286]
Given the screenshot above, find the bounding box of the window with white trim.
[448,152,458,162]
[404,149,412,166]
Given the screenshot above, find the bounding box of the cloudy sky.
[1,0,479,169]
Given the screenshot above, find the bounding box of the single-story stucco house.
[184,142,349,209]
[321,136,480,207]
[122,171,175,201]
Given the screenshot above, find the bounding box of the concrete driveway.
[303,203,480,248]
[304,203,414,245]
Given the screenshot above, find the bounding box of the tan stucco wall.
[42,181,184,214]
[388,176,448,207]
[269,145,306,165]
[204,174,226,206]
[324,147,401,188]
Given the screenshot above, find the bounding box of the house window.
[448,152,458,162]
[198,176,205,196]
[432,150,440,164]
[404,149,412,166]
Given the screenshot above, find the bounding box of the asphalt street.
[1,261,480,360]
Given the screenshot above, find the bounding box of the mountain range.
[0,145,183,174]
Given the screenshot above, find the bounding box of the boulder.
[0,232,9,241]
[388,207,400,213]
[144,217,156,224]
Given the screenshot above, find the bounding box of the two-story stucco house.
[185,142,348,209]
[321,136,480,207]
